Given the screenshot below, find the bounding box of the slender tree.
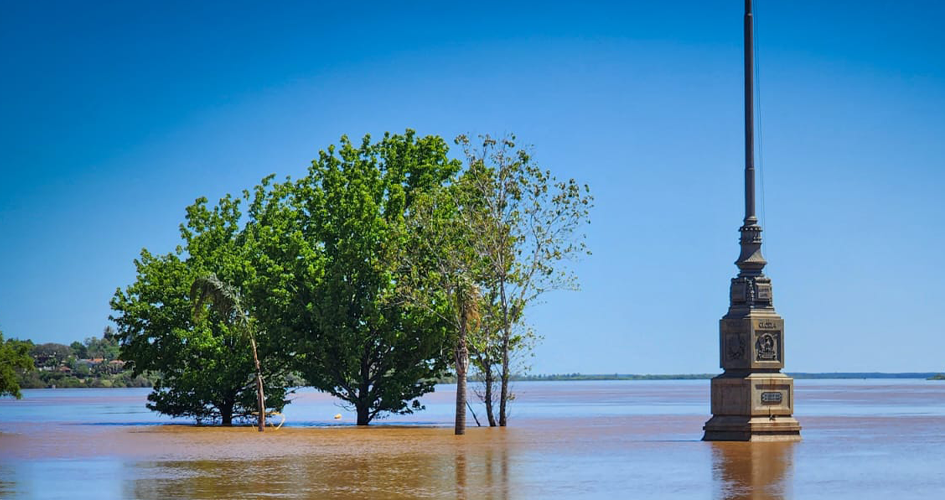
[455,134,592,426]
[192,274,267,432]
[400,183,484,434]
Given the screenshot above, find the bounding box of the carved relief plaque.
[754,331,781,362]
[720,319,752,369]
[727,334,746,361]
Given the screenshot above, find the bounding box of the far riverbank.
[458,372,945,382]
[15,372,945,390]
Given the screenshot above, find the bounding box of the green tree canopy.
[1,332,35,399]
[398,173,490,434]
[111,194,289,425]
[70,341,88,359]
[252,130,458,425]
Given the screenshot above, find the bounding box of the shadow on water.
[711,441,796,500]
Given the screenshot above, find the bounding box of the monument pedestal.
[703,226,800,441]
[703,373,801,442]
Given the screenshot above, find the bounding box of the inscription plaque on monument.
[761,392,782,404]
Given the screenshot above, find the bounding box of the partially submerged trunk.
[455,309,469,435]
[498,281,511,427]
[356,345,372,426]
[356,404,371,426]
[499,338,510,427]
[220,397,235,426]
[483,358,497,427]
[250,336,266,432]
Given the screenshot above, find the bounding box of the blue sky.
[1,1,943,374]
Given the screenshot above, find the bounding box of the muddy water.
[2,380,945,499]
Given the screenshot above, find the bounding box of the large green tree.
[0,331,35,399]
[111,195,289,425]
[252,130,457,425]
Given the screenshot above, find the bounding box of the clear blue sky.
[2,1,943,374]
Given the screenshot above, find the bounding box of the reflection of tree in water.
[125,434,512,500]
[0,463,14,498]
[481,441,510,500]
[711,442,795,500]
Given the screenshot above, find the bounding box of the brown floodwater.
[2,380,944,499]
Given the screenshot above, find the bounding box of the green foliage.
[191,272,270,431]
[69,341,88,359]
[454,134,593,426]
[251,130,458,424]
[85,327,120,360]
[110,194,289,425]
[30,342,73,368]
[0,331,35,399]
[11,331,153,390]
[103,129,588,428]
[398,164,488,433]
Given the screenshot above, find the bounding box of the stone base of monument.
[703,372,802,442]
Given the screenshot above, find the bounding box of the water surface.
[2,380,943,499]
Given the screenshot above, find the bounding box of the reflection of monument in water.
[711,442,796,500]
[702,0,801,441]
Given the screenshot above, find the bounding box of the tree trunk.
[249,336,266,432]
[356,345,372,426]
[499,331,510,427]
[356,403,371,426]
[220,398,234,427]
[455,309,469,435]
[498,280,511,427]
[484,358,497,427]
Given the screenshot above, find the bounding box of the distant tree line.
[0,327,156,393]
[109,130,592,433]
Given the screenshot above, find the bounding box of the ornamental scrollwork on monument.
[729,277,773,308]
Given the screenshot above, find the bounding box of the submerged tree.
[0,331,35,399]
[455,134,593,427]
[400,183,484,435]
[111,195,289,425]
[251,130,458,425]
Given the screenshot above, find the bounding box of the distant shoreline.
[512,372,945,381]
[21,372,945,390]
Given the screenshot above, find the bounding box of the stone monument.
[702,0,802,442]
